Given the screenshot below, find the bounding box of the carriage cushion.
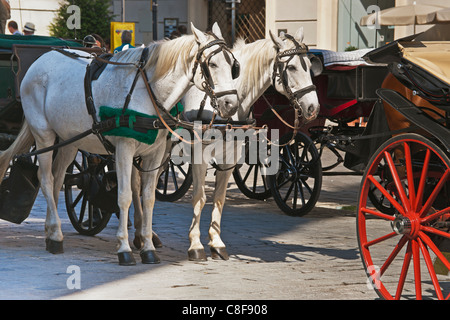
[99,103,183,145]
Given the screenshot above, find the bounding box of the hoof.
[211,247,229,260]
[140,250,161,264]
[45,238,64,254]
[188,248,207,261]
[152,232,163,248]
[133,233,162,250]
[118,252,136,266]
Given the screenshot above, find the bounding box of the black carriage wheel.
[232,136,272,200]
[267,132,322,216]
[233,162,271,200]
[155,158,193,202]
[64,151,113,236]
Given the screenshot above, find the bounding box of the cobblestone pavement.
[0,149,380,300]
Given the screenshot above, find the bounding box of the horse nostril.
[308,105,317,115]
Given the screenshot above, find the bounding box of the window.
[338,0,395,51]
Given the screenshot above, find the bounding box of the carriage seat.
[310,48,375,68]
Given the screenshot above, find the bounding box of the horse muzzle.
[215,89,240,118]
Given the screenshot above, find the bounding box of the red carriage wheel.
[357,133,450,300]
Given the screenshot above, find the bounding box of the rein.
[18,38,249,161]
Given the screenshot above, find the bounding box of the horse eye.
[209,62,218,68]
[287,65,297,72]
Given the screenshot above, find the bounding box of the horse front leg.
[208,167,234,260]
[115,140,136,265]
[188,162,208,261]
[208,141,242,260]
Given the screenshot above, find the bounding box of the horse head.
[270,27,321,123]
[191,23,240,119]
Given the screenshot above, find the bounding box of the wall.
[8,0,60,36]
[266,0,318,47]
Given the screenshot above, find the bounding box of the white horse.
[0,23,239,265]
[133,28,322,261]
[182,28,322,261]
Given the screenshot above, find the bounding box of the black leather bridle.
[191,34,240,114]
[272,33,316,113]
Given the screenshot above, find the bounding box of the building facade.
[6,0,450,51]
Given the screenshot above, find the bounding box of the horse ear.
[294,27,304,43]
[191,22,207,44]
[211,22,224,40]
[269,30,285,50]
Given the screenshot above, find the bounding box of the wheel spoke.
[419,231,450,272]
[298,181,306,206]
[380,235,409,277]
[88,203,94,230]
[412,239,422,300]
[292,181,298,210]
[417,237,444,300]
[364,231,397,249]
[163,169,169,194]
[419,169,450,218]
[299,178,313,196]
[384,151,410,212]
[421,225,450,241]
[78,191,88,225]
[414,149,431,212]
[242,164,254,184]
[285,145,295,167]
[368,175,405,215]
[403,142,416,209]
[283,181,295,203]
[361,207,396,221]
[395,241,412,300]
[253,164,259,193]
[71,189,84,209]
[176,165,187,178]
[261,167,269,192]
[421,207,450,225]
[170,162,179,190]
[277,176,291,189]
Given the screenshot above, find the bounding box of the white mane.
[112,35,199,82]
[233,38,278,99]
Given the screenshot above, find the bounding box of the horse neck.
[150,71,192,111]
[234,40,276,119]
[144,37,198,111]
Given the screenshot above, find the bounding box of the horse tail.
[0,120,35,179]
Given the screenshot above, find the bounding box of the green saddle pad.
[99,103,183,145]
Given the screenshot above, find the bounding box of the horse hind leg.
[131,166,144,250]
[35,139,64,254]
